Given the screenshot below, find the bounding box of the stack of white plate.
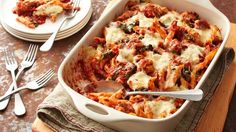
[0,0,92,42]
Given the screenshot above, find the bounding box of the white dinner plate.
[1,11,91,42]
[0,0,91,35]
[2,8,92,40]
[1,20,88,42]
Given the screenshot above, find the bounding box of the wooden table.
[210,0,236,131]
[0,0,235,131]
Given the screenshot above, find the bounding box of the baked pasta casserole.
[13,0,74,28]
[76,1,222,119]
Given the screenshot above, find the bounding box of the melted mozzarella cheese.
[34,2,63,16]
[25,0,38,2]
[165,68,177,88]
[177,20,214,44]
[95,45,104,59]
[177,20,187,27]
[25,0,47,3]
[116,47,134,63]
[145,51,162,69]
[180,44,204,64]
[141,32,163,48]
[146,51,161,61]
[109,22,119,27]
[126,13,154,28]
[105,27,126,44]
[160,11,180,27]
[154,53,172,71]
[132,103,140,113]
[146,99,176,119]
[127,71,152,90]
[176,20,193,32]
[138,3,147,10]
[139,13,154,28]
[126,14,139,25]
[194,28,212,43]
[84,46,97,59]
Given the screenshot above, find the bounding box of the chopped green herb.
[102,51,116,60]
[111,68,121,81]
[139,45,153,53]
[181,65,191,82]
[120,23,134,33]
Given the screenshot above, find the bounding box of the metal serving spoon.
[84,81,203,101]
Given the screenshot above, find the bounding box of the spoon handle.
[126,89,203,101]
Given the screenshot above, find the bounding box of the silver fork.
[40,0,81,52]
[0,44,38,115]
[0,69,54,102]
[3,49,23,115]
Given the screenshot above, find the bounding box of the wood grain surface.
[210,0,236,131]
[195,24,236,132]
[210,0,236,23]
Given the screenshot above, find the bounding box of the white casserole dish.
[58,0,230,131]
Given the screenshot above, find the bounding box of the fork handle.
[40,17,67,52]
[10,70,26,116]
[0,86,26,102]
[0,68,24,110]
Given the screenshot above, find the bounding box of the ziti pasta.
[76,1,222,119]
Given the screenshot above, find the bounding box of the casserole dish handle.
[74,93,135,121]
[187,0,221,13]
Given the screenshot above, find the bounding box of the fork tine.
[72,0,79,12]
[72,0,80,16]
[24,44,33,61]
[4,49,10,64]
[41,72,54,85]
[36,69,54,83]
[37,71,54,86]
[9,51,14,64]
[9,51,16,64]
[6,49,13,64]
[39,72,54,86]
[9,51,13,64]
[35,69,53,81]
[11,51,17,64]
[6,49,16,65]
[72,0,77,9]
[28,44,36,62]
[31,45,38,62]
[37,70,54,84]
